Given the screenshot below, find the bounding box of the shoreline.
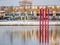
[0,20,60,26]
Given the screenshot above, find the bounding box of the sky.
[0,0,60,6]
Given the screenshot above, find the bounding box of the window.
[28,11,33,16]
[46,12,53,16]
[5,13,12,16]
[21,13,25,16]
[37,12,40,16]
[56,12,60,16]
[14,13,19,16]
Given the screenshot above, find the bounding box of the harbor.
[0,0,60,45]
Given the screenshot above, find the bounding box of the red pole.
[39,8,49,45]
[39,8,43,44]
[42,8,46,44]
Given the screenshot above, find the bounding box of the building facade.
[0,6,60,20]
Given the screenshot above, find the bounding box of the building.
[0,3,60,20]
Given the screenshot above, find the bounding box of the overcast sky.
[0,0,60,6]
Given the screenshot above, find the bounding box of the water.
[0,26,60,45]
[0,26,39,45]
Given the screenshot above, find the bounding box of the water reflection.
[0,26,60,45]
[0,26,39,45]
